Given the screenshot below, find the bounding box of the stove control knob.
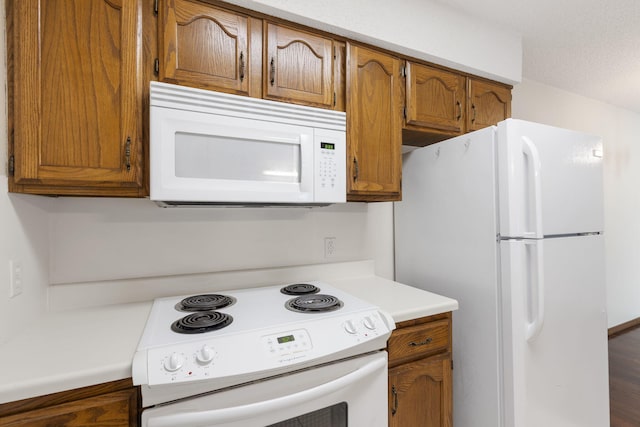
[363,316,376,330]
[344,320,357,334]
[164,352,185,372]
[196,345,215,364]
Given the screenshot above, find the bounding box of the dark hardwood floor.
[609,326,640,426]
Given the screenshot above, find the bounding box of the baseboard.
[609,317,640,338]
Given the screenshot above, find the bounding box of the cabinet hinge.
[333,46,336,59]
[403,106,407,119]
[333,92,337,107]
[8,154,14,176]
[154,58,159,75]
[153,0,158,15]
[451,359,454,370]
[401,66,406,78]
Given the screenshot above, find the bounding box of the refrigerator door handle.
[522,136,543,238]
[524,240,545,342]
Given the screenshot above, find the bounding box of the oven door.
[141,351,388,427]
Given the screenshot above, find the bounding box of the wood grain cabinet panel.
[405,62,466,135]
[467,78,512,132]
[388,319,450,366]
[346,43,402,201]
[159,0,261,97]
[389,354,453,427]
[0,379,139,427]
[265,23,334,108]
[8,0,145,196]
[388,313,453,427]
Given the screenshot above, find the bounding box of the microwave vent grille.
[150,82,345,131]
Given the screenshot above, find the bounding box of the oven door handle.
[147,356,387,427]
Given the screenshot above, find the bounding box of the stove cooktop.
[132,281,395,395]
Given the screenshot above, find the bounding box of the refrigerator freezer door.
[395,127,502,427]
[497,119,604,238]
[500,235,609,427]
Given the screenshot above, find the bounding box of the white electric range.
[132,281,395,427]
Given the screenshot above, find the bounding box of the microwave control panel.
[315,130,346,203]
[319,142,338,188]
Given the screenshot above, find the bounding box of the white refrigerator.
[394,119,609,427]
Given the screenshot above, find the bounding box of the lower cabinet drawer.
[388,318,450,366]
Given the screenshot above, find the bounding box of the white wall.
[47,198,384,284]
[512,79,640,328]
[0,0,51,344]
[221,0,522,84]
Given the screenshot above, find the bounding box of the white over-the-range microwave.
[149,82,346,207]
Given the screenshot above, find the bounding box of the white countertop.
[0,274,457,404]
[330,275,458,323]
[0,302,152,404]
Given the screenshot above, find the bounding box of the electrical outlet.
[9,260,23,298]
[324,237,336,258]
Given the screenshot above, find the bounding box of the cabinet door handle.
[353,157,359,182]
[456,101,462,120]
[124,137,131,172]
[391,385,398,415]
[471,104,477,123]
[270,57,276,86]
[409,337,433,347]
[239,51,245,82]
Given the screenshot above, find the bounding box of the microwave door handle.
[299,134,313,194]
[146,357,386,427]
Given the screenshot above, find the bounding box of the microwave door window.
[174,132,301,183]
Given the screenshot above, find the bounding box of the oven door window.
[267,402,347,427]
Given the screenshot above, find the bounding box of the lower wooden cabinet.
[388,312,453,427]
[0,379,139,427]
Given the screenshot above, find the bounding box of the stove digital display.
[320,142,335,150]
[277,335,295,344]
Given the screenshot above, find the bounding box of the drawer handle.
[409,337,433,347]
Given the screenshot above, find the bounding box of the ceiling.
[436,0,640,113]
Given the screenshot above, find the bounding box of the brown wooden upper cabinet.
[467,78,512,132]
[402,64,512,146]
[404,62,466,136]
[159,0,262,97]
[7,0,145,197]
[159,2,340,109]
[346,43,403,202]
[264,23,335,108]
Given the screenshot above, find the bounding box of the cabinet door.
[389,354,453,427]
[265,23,334,108]
[160,0,261,96]
[346,44,402,201]
[467,78,512,131]
[9,0,144,196]
[405,62,465,134]
[0,389,138,426]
